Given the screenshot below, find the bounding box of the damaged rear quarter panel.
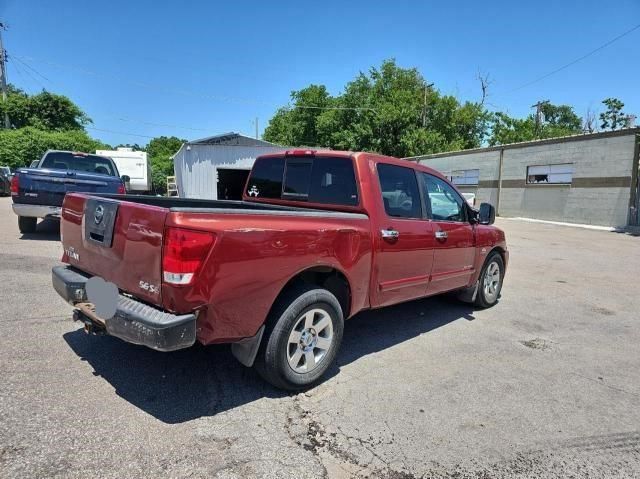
[163,212,373,344]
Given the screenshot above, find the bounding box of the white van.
[96,148,151,193]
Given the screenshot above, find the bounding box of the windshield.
[0,167,10,177]
[40,152,117,176]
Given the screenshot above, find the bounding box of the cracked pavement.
[1,197,639,478]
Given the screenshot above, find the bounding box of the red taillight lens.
[162,227,215,285]
[10,174,19,195]
[117,183,126,194]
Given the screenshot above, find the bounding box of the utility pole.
[531,100,548,138]
[422,82,434,128]
[0,22,10,129]
[255,117,259,139]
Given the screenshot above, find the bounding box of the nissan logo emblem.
[94,205,105,225]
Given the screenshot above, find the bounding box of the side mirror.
[478,202,496,225]
[121,175,131,191]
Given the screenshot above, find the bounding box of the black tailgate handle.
[84,199,119,247]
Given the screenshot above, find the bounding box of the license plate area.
[84,198,119,247]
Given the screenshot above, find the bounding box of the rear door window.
[377,163,422,219]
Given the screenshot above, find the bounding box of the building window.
[526,164,573,184]
[450,169,479,186]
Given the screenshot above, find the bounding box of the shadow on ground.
[612,227,640,237]
[64,295,476,424]
[19,218,61,241]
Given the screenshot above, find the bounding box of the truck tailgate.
[16,169,122,206]
[61,193,166,306]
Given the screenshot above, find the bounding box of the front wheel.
[475,252,504,308]
[18,216,37,234]
[254,285,344,391]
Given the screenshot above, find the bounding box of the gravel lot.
[1,196,639,478]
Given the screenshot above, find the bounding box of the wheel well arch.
[273,266,352,320]
[489,245,507,264]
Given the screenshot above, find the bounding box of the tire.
[18,216,37,234]
[474,251,504,308]
[254,284,344,391]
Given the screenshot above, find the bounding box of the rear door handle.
[381,229,399,241]
[435,230,448,240]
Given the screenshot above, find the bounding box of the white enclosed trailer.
[96,147,151,193]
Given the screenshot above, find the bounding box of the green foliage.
[146,136,185,194]
[0,127,109,170]
[540,103,582,131]
[0,84,102,170]
[599,98,627,130]
[115,143,145,151]
[264,59,490,157]
[489,103,583,146]
[488,113,535,146]
[0,85,91,130]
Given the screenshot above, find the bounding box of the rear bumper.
[52,265,196,352]
[12,203,61,219]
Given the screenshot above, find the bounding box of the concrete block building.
[406,128,640,227]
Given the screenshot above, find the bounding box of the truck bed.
[60,192,372,344]
[92,194,365,218]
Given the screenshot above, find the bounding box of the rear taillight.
[117,183,126,194]
[162,227,215,286]
[10,174,19,195]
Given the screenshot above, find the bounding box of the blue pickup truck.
[11,150,128,234]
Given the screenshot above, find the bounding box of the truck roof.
[255,149,449,182]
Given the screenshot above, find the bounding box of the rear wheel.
[18,216,37,234]
[475,252,504,308]
[254,285,344,391]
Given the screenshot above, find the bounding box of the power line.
[86,126,156,139]
[507,22,640,94]
[86,125,330,148]
[96,114,211,132]
[9,57,30,85]
[10,54,53,86]
[13,54,376,112]
[9,56,47,89]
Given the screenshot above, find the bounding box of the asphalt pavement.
[1,196,639,478]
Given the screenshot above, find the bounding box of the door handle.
[435,230,448,240]
[381,228,399,241]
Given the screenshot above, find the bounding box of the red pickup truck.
[52,150,507,390]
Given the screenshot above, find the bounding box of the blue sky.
[2,0,639,146]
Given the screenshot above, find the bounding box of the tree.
[146,136,185,194]
[264,59,490,157]
[489,112,536,146]
[0,127,108,170]
[489,102,583,145]
[599,98,627,131]
[115,143,145,151]
[582,107,598,133]
[0,84,91,130]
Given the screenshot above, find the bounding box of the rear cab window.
[246,156,359,206]
[41,152,118,176]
